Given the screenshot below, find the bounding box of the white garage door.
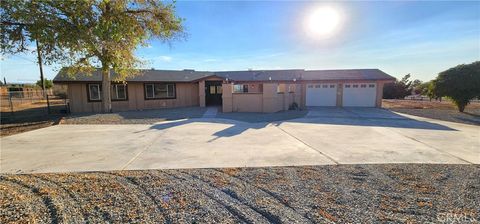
[306,83,337,106]
[343,83,377,107]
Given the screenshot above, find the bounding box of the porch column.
[222,83,233,112]
[199,80,206,107]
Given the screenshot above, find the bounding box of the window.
[111,84,127,100]
[315,85,321,88]
[88,84,101,101]
[360,84,367,88]
[345,84,351,88]
[353,84,359,88]
[308,85,313,88]
[216,86,222,94]
[145,83,176,99]
[330,85,335,88]
[209,86,216,94]
[322,84,328,88]
[234,84,248,93]
[288,84,295,93]
[369,84,375,88]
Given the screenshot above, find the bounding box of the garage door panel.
[343,83,376,107]
[306,83,337,106]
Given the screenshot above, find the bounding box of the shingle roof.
[53,69,214,82]
[53,68,395,83]
[214,69,304,81]
[302,69,395,81]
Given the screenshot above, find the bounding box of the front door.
[205,81,223,106]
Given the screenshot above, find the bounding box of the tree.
[432,61,480,112]
[411,79,423,94]
[1,0,184,112]
[36,79,53,89]
[383,74,414,99]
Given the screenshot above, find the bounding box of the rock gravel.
[1,164,479,223]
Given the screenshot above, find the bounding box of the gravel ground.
[1,164,478,223]
[382,99,480,125]
[390,108,480,125]
[63,107,208,124]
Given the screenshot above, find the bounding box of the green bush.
[432,61,480,112]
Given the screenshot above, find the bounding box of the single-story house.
[53,68,395,113]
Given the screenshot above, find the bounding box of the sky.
[1,1,479,83]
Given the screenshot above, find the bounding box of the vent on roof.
[183,69,195,72]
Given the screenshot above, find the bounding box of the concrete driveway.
[1,108,478,173]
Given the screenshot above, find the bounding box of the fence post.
[46,94,51,114]
[8,93,14,114]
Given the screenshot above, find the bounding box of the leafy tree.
[432,61,480,112]
[411,79,423,94]
[36,79,53,89]
[1,0,184,112]
[383,74,414,99]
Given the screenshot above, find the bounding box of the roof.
[53,69,214,82]
[53,68,395,83]
[302,69,395,81]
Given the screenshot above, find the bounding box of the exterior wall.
[67,82,199,113]
[222,83,301,113]
[232,93,263,112]
[66,79,390,113]
[198,80,205,107]
[375,81,386,107]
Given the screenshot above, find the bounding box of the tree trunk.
[458,104,465,112]
[101,67,112,113]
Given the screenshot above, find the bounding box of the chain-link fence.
[0,90,69,124]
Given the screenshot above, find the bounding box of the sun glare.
[306,7,341,38]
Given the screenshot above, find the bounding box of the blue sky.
[1,1,479,83]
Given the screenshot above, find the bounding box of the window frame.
[111,83,128,101]
[144,83,176,100]
[87,83,102,102]
[233,84,249,93]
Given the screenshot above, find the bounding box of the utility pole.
[35,39,46,97]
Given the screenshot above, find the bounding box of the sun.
[306,7,341,38]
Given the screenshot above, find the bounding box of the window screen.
[145,83,176,99]
[111,84,127,100]
[88,84,101,101]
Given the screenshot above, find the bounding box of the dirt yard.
[383,99,480,125]
[1,164,478,223]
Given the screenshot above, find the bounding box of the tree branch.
[0,21,32,26]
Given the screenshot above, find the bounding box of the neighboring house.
[53,68,395,113]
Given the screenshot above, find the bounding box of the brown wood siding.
[66,82,199,113]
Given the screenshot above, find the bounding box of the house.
[53,68,395,113]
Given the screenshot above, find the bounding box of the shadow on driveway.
[143,107,456,140]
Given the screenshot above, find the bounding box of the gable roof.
[53,68,395,83]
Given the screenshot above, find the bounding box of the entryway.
[205,81,223,106]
